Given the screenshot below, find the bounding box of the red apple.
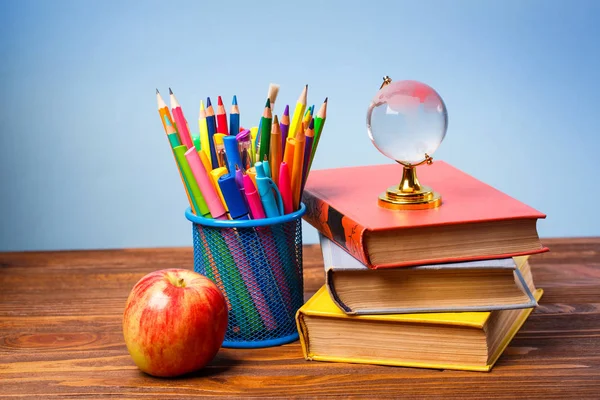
[123,268,228,377]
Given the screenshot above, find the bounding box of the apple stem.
[178,278,185,288]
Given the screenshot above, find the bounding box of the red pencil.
[216,96,229,134]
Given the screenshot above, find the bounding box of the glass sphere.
[366,80,448,165]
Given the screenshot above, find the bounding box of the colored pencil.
[229,95,239,136]
[291,126,305,210]
[301,118,315,192]
[216,95,228,135]
[289,85,308,139]
[258,99,272,162]
[302,105,312,132]
[157,89,176,138]
[283,137,295,172]
[205,97,219,169]
[269,115,282,185]
[309,97,328,171]
[280,105,290,150]
[169,88,194,149]
[198,100,211,161]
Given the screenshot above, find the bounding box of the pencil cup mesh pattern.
[192,217,304,347]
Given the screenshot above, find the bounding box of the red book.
[302,161,548,269]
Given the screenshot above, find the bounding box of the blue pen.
[254,162,284,218]
[223,135,242,174]
[218,174,250,220]
[262,158,271,179]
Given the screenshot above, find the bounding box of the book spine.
[302,190,371,266]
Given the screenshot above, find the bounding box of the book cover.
[320,234,537,315]
[302,161,548,268]
[296,286,543,372]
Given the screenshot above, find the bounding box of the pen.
[223,135,242,174]
[229,95,239,136]
[243,174,265,219]
[262,155,271,179]
[255,161,282,218]
[169,88,194,149]
[269,115,282,185]
[218,174,250,220]
[216,95,228,135]
[205,97,219,169]
[278,161,293,215]
[213,133,227,169]
[236,129,253,170]
[184,147,227,220]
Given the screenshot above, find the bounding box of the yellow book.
[296,278,542,372]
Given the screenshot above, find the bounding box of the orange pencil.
[291,127,305,210]
[157,89,176,136]
[269,115,282,185]
[283,137,295,173]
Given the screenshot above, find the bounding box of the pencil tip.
[232,95,237,105]
[206,97,212,107]
[168,88,173,95]
[284,105,289,115]
[273,115,279,124]
[324,97,328,103]
[156,88,159,94]
[217,96,223,106]
[265,98,271,108]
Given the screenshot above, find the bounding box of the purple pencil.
[280,105,290,150]
[301,118,315,192]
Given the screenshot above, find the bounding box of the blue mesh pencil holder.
[185,203,306,349]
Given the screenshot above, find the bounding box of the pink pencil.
[169,88,194,149]
[185,147,227,220]
[278,162,293,215]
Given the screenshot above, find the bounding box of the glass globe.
[366,80,448,165]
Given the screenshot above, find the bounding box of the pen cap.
[223,135,242,174]
[218,174,248,219]
[255,161,266,178]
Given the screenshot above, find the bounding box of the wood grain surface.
[1,238,599,399]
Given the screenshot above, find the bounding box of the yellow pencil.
[289,84,308,139]
[291,127,305,210]
[198,100,211,161]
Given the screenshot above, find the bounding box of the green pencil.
[258,99,272,162]
[309,97,327,171]
[173,145,212,218]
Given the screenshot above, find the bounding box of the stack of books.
[296,161,547,372]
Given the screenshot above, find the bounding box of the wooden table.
[1,238,599,399]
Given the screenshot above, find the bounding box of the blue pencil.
[230,95,240,136]
[205,97,219,169]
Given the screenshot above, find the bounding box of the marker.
[243,174,265,219]
[218,174,250,220]
[278,162,293,215]
[223,135,242,174]
[255,161,282,218]
[184,147,227,220]
[209,166,229,213]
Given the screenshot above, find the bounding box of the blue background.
[1,0,598,251]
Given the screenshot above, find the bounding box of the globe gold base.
[378,186,442,210]
[377,163,442,210]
